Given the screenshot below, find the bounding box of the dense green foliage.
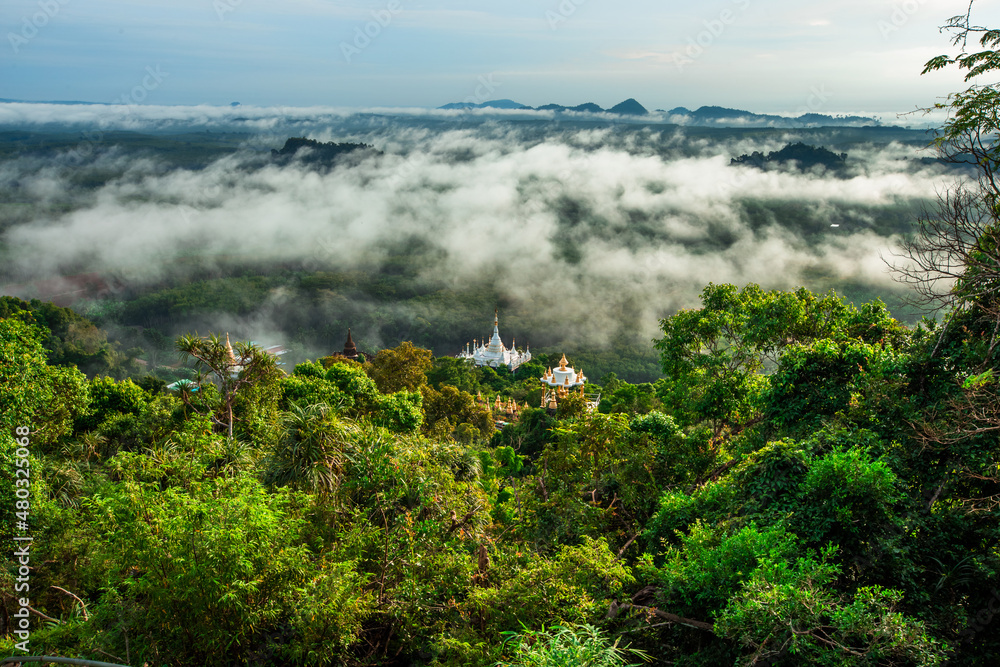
[5,11,1000,665]
[3,268,1000,664]
[0,296,141,377]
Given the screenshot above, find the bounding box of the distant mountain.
[0,98,102,105]
[433,99,877,126]
[536,102,606,113]
[796,112,875,126]
[670,106,879,128]
[438,99,529,110]
[437,98,652,116]
[731,142,848,171]
[608,98,648,116]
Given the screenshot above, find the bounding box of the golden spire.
[225,333,238,366]
[559,353,568,370]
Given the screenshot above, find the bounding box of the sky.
[2,0,998,113]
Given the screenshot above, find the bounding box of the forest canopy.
[4,6,1000,666]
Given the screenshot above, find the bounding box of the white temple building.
[458,310,532,371]
[540,353,600,411]
[541,353,587,390]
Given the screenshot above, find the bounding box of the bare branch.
[50,585,89,621]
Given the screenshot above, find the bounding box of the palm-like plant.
[499,624,650,667]
[264,402,355,495]
[43,458,85,508]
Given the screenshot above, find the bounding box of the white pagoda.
[458,310,532,371]
[540,353,600,411]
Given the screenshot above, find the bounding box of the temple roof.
[343,328,358,359]
[542,352,586,388]
[458,309,531,371]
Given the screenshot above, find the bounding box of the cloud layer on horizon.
[0,115,958,348]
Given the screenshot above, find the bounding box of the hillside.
[731,141,849,171]
[2,277,997,664]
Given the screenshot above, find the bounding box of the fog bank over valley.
[0,106,959,372]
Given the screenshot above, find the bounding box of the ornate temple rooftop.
[458,310,531,371]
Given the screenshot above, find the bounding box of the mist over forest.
[12,0,1000,659]
[0,105,961,379]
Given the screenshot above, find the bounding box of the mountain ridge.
[437,99,881,127]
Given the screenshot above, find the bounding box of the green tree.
[0,296,135,377]
[87,472,318,666]
[175,333,283,440]
[763,339,909,436]
[264,402,353,495]
[0,318,90,450]
[891,5,1000,343]
[421,384,494,441]
[75,376,149,433]
[427,355,481,393]
[598,380,661,416]
[366,341,433,394]
[655,284,906,436]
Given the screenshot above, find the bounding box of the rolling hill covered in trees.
[3,269,1000,665]
[5,8,1000,667]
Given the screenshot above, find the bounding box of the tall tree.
[175,334,282,440]
[365,341,433,394]
[892,3,1000,353]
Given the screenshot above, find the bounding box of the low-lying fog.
[0,104,960,354]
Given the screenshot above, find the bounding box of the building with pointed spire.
[539,353,600,412]
[341,328,359,361]
[458,310,532,371]
[324,328,372,364]
[487,393,527,427]
[223,333,243,376]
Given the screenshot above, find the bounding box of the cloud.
[0,107,957,351]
